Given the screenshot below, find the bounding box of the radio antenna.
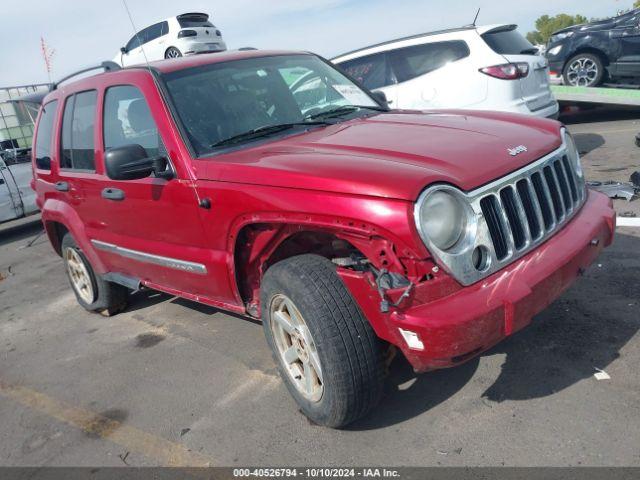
[472,8,481,26]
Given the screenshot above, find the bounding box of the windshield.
[162,54,380,155]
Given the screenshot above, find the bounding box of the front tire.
[261,254,384,428]
[61,233,128,316]
[563,53,605,87]
[165,47,182,59]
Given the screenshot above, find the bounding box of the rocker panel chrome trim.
[91,240,208,275]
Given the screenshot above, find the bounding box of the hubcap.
[167,49,180,58]
[270,294,323,402]
[65,247,95,304]
[566,58,599,86]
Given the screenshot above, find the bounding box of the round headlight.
[564,131,583,178]
[417,190,468,251]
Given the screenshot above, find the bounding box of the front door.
[613,19,640,76]
[88,83,217,299]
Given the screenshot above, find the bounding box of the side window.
[103,85,163,158]
[160,21,169,36]
[126,32,143,51]
[34,100,58,170]
[339,53,392,90]
[60,91,97,171]
[146,23,163,43]
[389,41,470,83]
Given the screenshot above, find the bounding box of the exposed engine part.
[372,267,413,313]
[333,255,415,313]
[332,254,370,269]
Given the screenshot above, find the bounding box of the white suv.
[114,12,227,67]
[333,24,559,118]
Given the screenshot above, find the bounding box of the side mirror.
[120,46,128,54]
[104,144,173,180]
[371,90,390,108]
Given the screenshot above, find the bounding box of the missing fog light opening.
[472,245,490,271]
[399,328,425,350]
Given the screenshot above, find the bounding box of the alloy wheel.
[566,57,599,87]
[270,294,324,402]
[65,247,95,304]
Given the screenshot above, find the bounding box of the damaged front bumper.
[341,191,615,372]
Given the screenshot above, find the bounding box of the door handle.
[102,187,125,201]
[0,178,4,185]
[55,181,69,192]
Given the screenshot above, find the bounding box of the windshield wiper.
[211,121,329,148]
[304,104,388,121]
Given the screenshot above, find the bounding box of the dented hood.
[194,111,563,201]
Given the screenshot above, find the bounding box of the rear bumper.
[388,191,615,372]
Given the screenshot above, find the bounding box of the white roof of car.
[332,24,516,62]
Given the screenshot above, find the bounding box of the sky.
[1,0,634,87]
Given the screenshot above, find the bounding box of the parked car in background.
[114,12,227,67]
[0,150,38,223]
[546,8,640,87]
[33,50,613,427]
[332,24,559,118]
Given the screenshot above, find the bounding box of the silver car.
[0,151,38,223]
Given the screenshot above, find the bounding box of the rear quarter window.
[34,100,58,170]
[388,40,470,83]
[482,28,536,55]
[338,53,392,90]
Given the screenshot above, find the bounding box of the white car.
[114,12,227,67]
[0,152,38,224]
[332,24,559,118]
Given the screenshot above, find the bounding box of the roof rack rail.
[238,47,258,51]
[53,61,121,90]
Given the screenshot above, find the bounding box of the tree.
[526,13,589,45]
[635,0,640,8]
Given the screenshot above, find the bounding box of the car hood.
[195,111,562,201]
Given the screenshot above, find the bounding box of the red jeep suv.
[32,50,615,427]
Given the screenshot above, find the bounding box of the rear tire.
[61,233,128,316]
[563,53,605,87]
[261,254,384,428]
[165,47,182,59]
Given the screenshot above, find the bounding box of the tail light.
[178,29,197,38]
[480,63,529,80]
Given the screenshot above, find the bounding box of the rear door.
[612,13,640,76]
[386,39,479,109]
[482,26,555,112]
[337,52,398,106]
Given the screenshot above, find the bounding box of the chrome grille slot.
[516,179,542,240]
[499,187,526,250]
[480,196,509,260]
[561,156,579,202]
[543,166,565,220]
[531,172,554,230]
[553,159,573,210]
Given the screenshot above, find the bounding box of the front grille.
[477,154,585,268]
[414,138,586,287]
